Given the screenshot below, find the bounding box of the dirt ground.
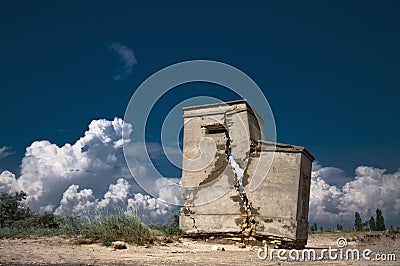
[0,233,398,265]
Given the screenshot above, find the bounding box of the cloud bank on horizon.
[0,118,398,228]
[0,118,180,224]
[310,162,399,229]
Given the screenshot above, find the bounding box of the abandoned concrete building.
[179,100,314,247]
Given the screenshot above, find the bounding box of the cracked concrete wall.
[180,100,261,234]
[245,141,313,244]
[180,100,314,246]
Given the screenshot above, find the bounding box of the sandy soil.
[0,233,398,265]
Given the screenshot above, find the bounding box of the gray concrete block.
[180,100,314,247]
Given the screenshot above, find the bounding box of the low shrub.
[76,213,152,246]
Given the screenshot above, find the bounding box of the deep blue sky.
[1,1,399,178]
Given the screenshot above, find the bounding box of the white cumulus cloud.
[97,178,131,210]
[0,170,17,192]
[54,177,180,224]
[54,184,96,216]
[15,117,132,209]
[310,162,400,229]
[0,117,181,224]
[126,193,179,224]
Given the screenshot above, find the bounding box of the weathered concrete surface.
[180,100,314,247]
[246,141,314,246]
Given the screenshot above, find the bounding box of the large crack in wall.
[180,101,314,249]
[182,112,258,237]
[225,128,257,238]
[182,204,199,233]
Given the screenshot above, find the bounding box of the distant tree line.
[310,208,390,233]
[310,222,343,233]
[354,209,386,231]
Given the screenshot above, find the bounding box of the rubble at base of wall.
[181,232,307,249]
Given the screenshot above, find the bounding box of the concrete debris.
[111,241,127,250]
[211,245,225,251]
[225,237,242,241]
[234,242,246,249]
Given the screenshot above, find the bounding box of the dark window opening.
[202,124,227,134]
